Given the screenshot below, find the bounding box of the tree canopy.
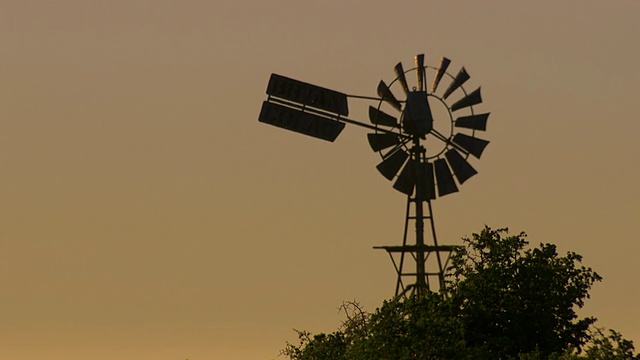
[282,227,639,360]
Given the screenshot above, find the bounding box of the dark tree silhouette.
[282,227,638,360]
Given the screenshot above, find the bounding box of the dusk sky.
[1,1,639,359]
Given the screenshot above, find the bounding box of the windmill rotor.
[368,54,490,198]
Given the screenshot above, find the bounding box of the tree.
[447,227,601,358]
[281,227,639,360]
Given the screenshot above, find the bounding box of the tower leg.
[375,196,458,297]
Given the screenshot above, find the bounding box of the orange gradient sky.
[1,1,639,359]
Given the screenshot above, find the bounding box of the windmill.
[259,54,490,297]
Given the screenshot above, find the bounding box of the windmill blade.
[394,62,410,96]
[368,133,401,152]
[393,159,416,195]
[416,161,436,200]
[443,67,470,100]
[455,113,489,131]
[445,149,477,184]
[452,133,489,159]
[451,87,482,111]
[434,158,458,196]
[415,54,425,91]
[431,57,451,93]
[376,148,409,180]
[369,106,399,127]
[377,80,402,111]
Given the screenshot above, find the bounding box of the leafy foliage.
[281,227,638,360]
[582,329,640,360]
[447,227,602,358]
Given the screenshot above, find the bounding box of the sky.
[1,1,639,359]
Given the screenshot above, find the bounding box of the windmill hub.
[402,91,434,138]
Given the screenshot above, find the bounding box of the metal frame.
[373,197,461,297]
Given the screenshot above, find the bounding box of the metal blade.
[434,158,458,196]
[415,54,425,91]
[431,57,451,93]
[445,149,477,184]
[368,106,399,127]
[377,80,402,111]
[394,62,410,96]
[455,113,489,131]
[451,87,482,111]
[416,161,436,200]
[393,159,416,195]
[443,67,470,100]
[376,148,409,180]
[368,133,400,152]
[452,133,489,159]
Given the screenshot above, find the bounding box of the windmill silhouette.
[259,53,490,296]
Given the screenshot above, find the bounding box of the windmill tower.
[259,53,490,297]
